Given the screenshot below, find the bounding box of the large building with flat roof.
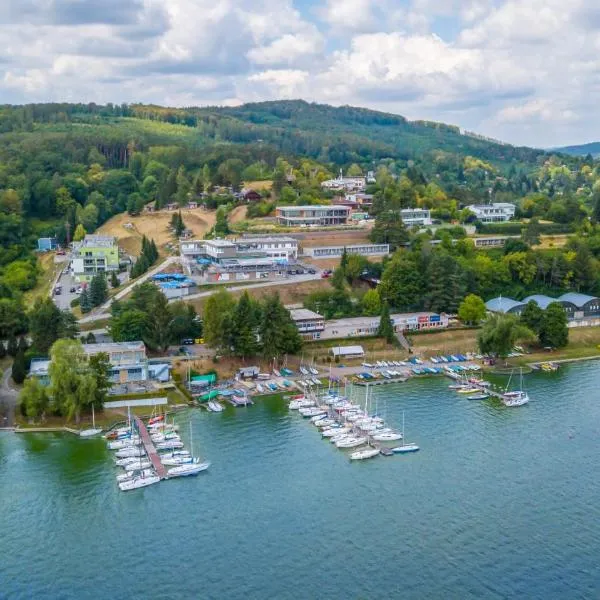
[303,243,389,259]
[466,203,516,222]
[181,237,299,283]
[71,234,120,282]
[276,205,351,227]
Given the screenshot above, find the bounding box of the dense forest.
[1,100,600,342]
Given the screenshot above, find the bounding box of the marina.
[2,361,600,598]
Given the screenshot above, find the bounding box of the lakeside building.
[466,203,516,222]
[302,243,389,259]
[288,309,448,340]
[401,208,432,227]
[486,293,600,325]
[289,308,326,340]
[29,341,156,386]
[276,205,352,227]
[71,235,120,282]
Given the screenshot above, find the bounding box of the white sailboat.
[80,405,102,437]
[371,431,403,442]
[502,369,529,407]
[117,468,155,483]
[391,412,419,453]
[167,422,210,477]
[119,473,160,491]
[349,446,380,460]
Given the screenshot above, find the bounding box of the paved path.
[0,366,18,427]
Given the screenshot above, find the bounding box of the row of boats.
[449,370,530,407]
[106,414,210,491]
[289,388,419,461]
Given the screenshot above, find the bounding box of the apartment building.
[466,203,516,222]
[71,235,119,282]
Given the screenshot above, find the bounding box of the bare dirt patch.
[229,205,248,224]
[97,209,216,256]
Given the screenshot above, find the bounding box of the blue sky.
[0,0,597,147]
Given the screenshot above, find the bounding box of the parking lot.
[52,267,129,311]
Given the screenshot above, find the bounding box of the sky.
[0,0,598,148]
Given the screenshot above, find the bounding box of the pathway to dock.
[134,416,167,480]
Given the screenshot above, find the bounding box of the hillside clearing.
[97,209,216,256]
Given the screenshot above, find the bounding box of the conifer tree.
[79,287,92,313]
[377,302,395,343]
[89,273,108,307]
[11,349,27,384]
[7,335,18,357]
[110,271,120,288]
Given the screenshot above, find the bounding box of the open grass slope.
[97,209,216,256]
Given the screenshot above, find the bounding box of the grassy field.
[408,328,480,357]
[97,209,216,256]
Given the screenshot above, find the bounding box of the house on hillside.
[166,203,178,211]
[241,188,262,202]
[187,201,198,209]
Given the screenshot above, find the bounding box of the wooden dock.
[134,416,167,480]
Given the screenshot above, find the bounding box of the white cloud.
[0,0,598,146]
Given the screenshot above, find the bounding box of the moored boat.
[119,474,160,491]
[349,446,380,460]
[167,461,210,477]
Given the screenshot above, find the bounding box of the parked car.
[69,287,76,293]
[321,272,331,278]
[181,338,194,345]
[307,268,316,274]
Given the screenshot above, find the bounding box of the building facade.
[466,203,516,222]
[71,235,119,282]
[29,341,151,386]
[276,205,351,227]
[401,208,432,227]
[181,237,299,283]
[303,243,389,259]
[288,310,448,341]
[320,173,366,191]
[289,308,326,340]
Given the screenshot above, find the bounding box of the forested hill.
[1,100,549,169]
[554,141,600,158]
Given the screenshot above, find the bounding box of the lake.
[2,362,600,599]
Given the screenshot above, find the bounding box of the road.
[79,256,180,323]
[79,270,323,323]
[0,366,18,428]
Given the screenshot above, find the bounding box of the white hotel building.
[466,203,516,223]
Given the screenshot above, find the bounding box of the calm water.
[2,363,600,599]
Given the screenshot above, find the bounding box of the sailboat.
[167,421,211,477]
[502,368,529,407]
[391,412,419,453]
[349,446,380,460]
[80,405,102,437]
